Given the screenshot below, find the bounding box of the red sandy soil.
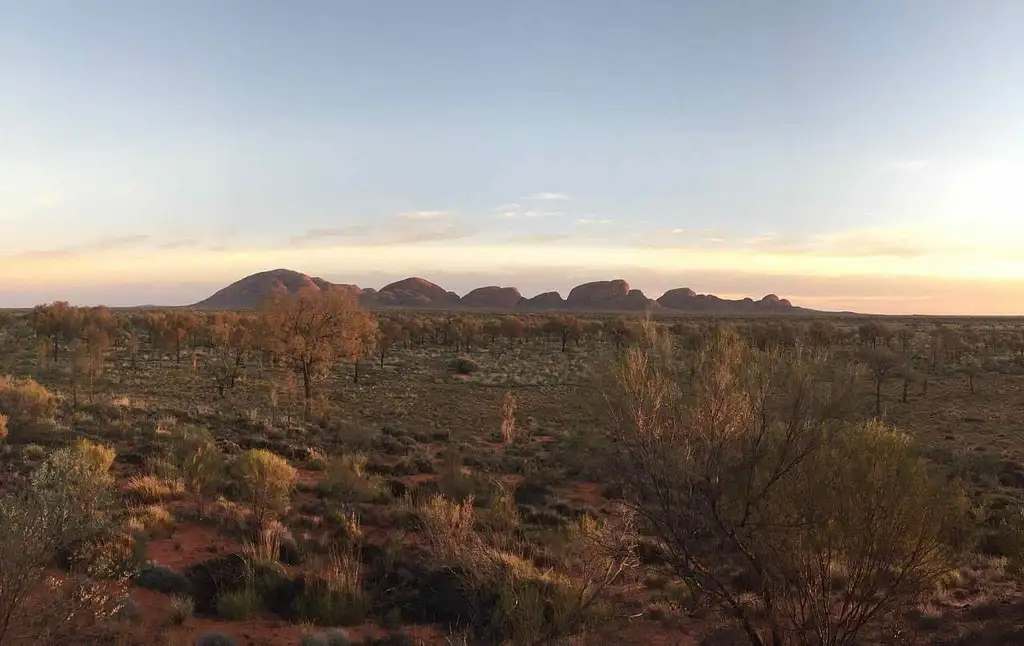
[561,481,606,507]
[147,523,240,570]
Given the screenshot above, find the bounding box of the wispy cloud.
[6,234,151,260]
[289,211,476,246]
[523,210,564,218]
[397,210,448,220]
[522,191,570,201]
[575,217,612,225]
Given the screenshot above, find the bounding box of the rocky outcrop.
[522,291,566,309]
[564,280,659,311]
[461,286,524,309]
[372,277,461,308]
[193,269,322,309]
[566,279,630,309]
[193,270,806,313]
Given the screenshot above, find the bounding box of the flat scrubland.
[2,298,1024,646]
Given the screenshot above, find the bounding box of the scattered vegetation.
[0,298,1021,643]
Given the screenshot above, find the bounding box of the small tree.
[29,301,81,364]
[262,288,374,416]
[860,347,903,416]
[604,323,963,646]
[956,357,982,394]
[231,449,297,528]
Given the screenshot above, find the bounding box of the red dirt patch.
[146,523,240,570]
[562,481,606,506]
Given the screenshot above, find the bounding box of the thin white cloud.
[522,192,570,201]
[397,210,448,220]
[523,210,564,218]
[576,217,612,225]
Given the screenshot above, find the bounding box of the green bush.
[0,375,58,441]
[293,581,369,626]
[135,562,192,595]
[293,548,368,626]
[450,356,479,375]
[216,587,262,620]
[230,449,297,527]
[319,453,387,503]
[169,425,224,515]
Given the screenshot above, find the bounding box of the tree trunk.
[902,379,908,403]
[875,379,882,416]
[301,364,312,417]
[353,359,361,384]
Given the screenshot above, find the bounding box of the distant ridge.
[191,268,817,314]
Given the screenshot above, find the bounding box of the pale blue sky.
[2,1,1024,312]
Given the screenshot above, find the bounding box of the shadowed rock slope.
[192,269,812,313]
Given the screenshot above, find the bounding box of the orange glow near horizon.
[3,224,1024,315]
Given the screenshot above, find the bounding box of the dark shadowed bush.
[195,633,237,646]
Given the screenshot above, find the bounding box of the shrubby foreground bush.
[0,439,121,643]
[604,322,968,646]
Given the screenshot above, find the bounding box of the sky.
[2,0,1024,314]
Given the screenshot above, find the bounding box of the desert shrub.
[0,414,7,444]
[293,547,368,626]
[35,439,118,556]
[135,562,192,595]
[60,523,141,582]
[9,574,128,644]
[195,633,237,646]
[230,449,297,527]
[0,375,58,441]
[168,594,195,625]
[319,453,387,503]
[417,493,632,643]
[126,504,175,538]
[479,480,519,534]
[499,390,517,444]
[604,322,967,645]
[216,587,262,620]
[450,356,478,375]
[0,446,121,643]
[169,425,224,516]
[124,474,185,504]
